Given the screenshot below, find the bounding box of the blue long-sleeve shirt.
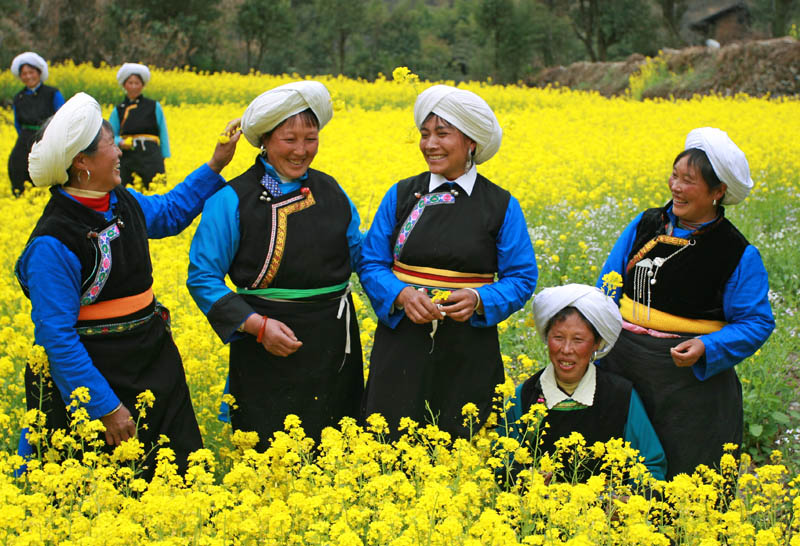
[187,159,363,340]
[13,84,65,134]
[16,164,225,420]
[596,206,774,381]
[109,100,171,158]
[358,182,538,328]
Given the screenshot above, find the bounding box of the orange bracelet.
[256,315,268,343]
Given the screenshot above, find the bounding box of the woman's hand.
[207,118,242,173]
[394,286,443,324]
[100,404,136,446]
[242,313,302,357]
[440,288,480,322]
[670,338,705,367]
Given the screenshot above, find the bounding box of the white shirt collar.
[540,362,597,409]
[428,164,477,196]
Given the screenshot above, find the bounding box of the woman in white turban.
[501,284,666,482]
[8,51,65,196]
[359,84,538,441]
[16,92,241,479]
[108,63,170,189]
[187,81,364,449]
[596,127,774,479]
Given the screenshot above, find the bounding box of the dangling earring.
[712,199,717,206]
[464,148,475,173]
[590,350,598,364]
[260,145,268,157]
[79,169,91,186]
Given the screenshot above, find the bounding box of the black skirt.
[599,328,742,479]
[26,310,202,480]
[8,129,37,195]
[229,294,363,450]
[363,316,504,441]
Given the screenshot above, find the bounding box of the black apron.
[600,329,742,479]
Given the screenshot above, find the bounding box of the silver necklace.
[632,239,696,321]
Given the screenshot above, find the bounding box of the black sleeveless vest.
[115,96,159,136]
[520,367,632,481]
[392,172,510,273]
[19,187,153,306]
[623,203,748,320]
[228,158,352,289]
[13,84,59,128]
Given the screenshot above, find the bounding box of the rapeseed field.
[0,64,798,544]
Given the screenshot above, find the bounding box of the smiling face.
[546,311,601,385]
[73,126,123,192]
[669,155,727,224]
[419,114,475,181]
[123,74,144,100]
[19,64,41,89]
[261,114,319,179]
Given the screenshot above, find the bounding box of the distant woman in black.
[109,63,170,189]
[8,52,65,196]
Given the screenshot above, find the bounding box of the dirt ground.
[527,37,800,98]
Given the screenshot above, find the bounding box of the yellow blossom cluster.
[1,64,799,542]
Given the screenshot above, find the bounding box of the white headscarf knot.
[241,81,333,147]
[11,52,49,83]
[413,84,502,164]
[684,127,753,205]
[532,284,622,359]
[28,92,103,187]
[116,63,151,86]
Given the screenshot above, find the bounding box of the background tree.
[568,0,658,61]
[237,0,295,72]
[313,0,367,75]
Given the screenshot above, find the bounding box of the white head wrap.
[413,84,502,164]
[28,92,104,187]
[684,127,754,205]
[532,284,622,359]
[241,81,333,147]
[11,52,49,83]
[116,63,151,86]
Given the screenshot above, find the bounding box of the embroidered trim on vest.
[80,223,121,305]
[253,190,317,288]
[393,192,455,261]
[625,234,689,273]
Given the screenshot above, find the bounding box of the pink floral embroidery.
[393,192,455,261]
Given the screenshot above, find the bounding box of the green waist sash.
[237,281,349,300]
[21,124,41,131]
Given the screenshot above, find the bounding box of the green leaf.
[771,411,791,425]
[749,423,764,437]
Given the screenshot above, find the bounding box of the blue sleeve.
[52,90,65,112]
[109,109,122,146]
[595,211,645,304]
[155,102,170,158]
[695,245,775,380]
[16,237,120,419]
[187,186,254,341]
[13,103,21,135]
[357,185,410,327]
[344,191,363,271]
[127,163,225,238]
[471,195,537,327]
[624,389,667,480]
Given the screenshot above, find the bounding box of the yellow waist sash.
[620,294,726,334]
[392,261,493,289]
